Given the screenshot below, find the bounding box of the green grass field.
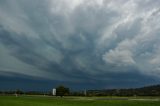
[0,95,160,106]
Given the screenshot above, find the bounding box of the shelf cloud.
[0,0,160,88]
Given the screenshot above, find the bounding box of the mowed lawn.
[0,96,160,106]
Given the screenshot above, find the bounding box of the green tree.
[15,89,24,95]
[56,85,70,97]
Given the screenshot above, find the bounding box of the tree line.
[1,84,160,97]
[87,85,160,96]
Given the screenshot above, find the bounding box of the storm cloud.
[0,0,160,88]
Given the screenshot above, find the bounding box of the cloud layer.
[0,0,160,86]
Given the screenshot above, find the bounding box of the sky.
[0,0,160,91]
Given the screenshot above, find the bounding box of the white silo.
[52,88,56,96]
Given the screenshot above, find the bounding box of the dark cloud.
[0,0,160,89]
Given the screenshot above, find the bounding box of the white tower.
[84,89,87,96]
[52,88,56,96]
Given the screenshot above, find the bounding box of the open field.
[0,95,160,106]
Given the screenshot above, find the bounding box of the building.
[52,88,56,96]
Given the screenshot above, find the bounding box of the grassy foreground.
[0,96,160,106]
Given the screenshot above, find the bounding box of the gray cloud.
[0,0,160,84]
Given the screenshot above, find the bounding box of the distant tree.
[25,91,44,95]
[56,85,70,97]
[16,89,24,95]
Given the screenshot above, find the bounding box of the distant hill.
[1,84,160,96]
[135,84,160,96]
[87,84,160,96]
